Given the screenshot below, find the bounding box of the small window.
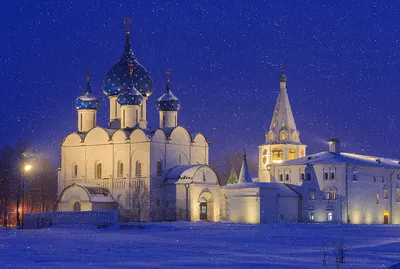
[96,163,102,179]
[384,189,388,200]
[73,201,81,211]
[281,131,287,141]
[178,154,182,165]
[331,172,335,180]
[156,160,163,176]
[381,176,385,183]
[310,193,315,200]
[325,192,330,200]
[332,192,336,200]
[72,164,78,178]
[285,174,290,182]
[309,212,315,221]
[353,174,357,181]
[279,174,283,182]
[307,173,311,181]
[373,176,376,182]
[117,161,124,177]
[280,214,284,221]
[135,161,142,177]
[289,149,296,160]
[324,172,328,180]
[376,193,380,204]
[327,212,333,222]
[301,173,305,181]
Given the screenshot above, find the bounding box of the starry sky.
[1,0,400,168]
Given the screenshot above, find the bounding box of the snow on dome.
[117,78,143,106]
[102,22,153,97]
[75,78,100,110]
[157,76,181,112]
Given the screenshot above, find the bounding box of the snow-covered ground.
[0,222,399,268]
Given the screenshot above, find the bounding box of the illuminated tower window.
[272,147,283,163]
[289,149,296,160]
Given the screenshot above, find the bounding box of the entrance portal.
[199,198,207,220]
[384,213,389,224]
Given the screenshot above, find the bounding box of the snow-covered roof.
[279,151,400,169]
[62,183,117,203]
[224,182,300,197]
[237,155,253,184]
[164,164,220,185]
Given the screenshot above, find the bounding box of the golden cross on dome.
[124,18,132,35]
[86,68,92,80]
[166,70,171,83]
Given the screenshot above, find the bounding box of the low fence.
[23,210,119,229]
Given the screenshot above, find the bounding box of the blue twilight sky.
[0,0,399,167]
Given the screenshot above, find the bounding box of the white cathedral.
[57,20,400,225]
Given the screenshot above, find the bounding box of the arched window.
[384,188,388,200]
[135,109,138,124]
[376,193,380,203]
[280,131,287,141]
[262,149,268,164]
[178,154,182,165]
[324,172,329,180]
[156,160,163,176]
[135,161,142,177]
[327,212,333,221]
[279,174,283,181]
[268,132,275,142]
[331,172,335,180]
[300,148,305,157]
[325,192,330,200]
[122,110,126,128]
[293,132,299,141]
[272,147,283,163]
[289,149,296,160]
[96,163,102,179]
[396,188,400,202]
[73,201,81,211]
[72,164,78,178]
[310,192,315,200]
[117,161,124,177]
[285,174,290,182]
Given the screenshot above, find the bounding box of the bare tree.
[333,238,346,266]
[322,245,327,267]
[0,146,16,228]
[127,180,149,227]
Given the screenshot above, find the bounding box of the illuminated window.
[310,192,315,200]
[156,160,163,176]
[282,122,285,127]
[293,132,299,141]
[289,149,296,160]
[281,131,287,141]
[300,149,305,157]
[376,193,380,204]
[135,161,142,177]
[72,164,78,178]
[384,189,388,200]
[327,212,333,222]
[268,132,275,141]
[96,163,102,179]
[325,192,330,200]
[272,147,283,163]
[332,192,336,200]
[117,161,124,177]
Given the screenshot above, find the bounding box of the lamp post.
[21,164,32,229]
[184,179,193,221]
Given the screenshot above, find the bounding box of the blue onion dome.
[102,18,154,98]
[117,64,143,106]
[156,73,181,112]
[75,74,100,110]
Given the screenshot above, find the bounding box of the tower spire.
[165,70,171,92]
[85,68,92,93]
[124,17,132,36]
[122,18,135,60]
[237,153,253,184]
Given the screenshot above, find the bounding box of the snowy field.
[1,222,400,269]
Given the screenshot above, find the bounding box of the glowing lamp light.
[272,160,282,164]
[24,164,32,172]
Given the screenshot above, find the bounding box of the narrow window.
[279,174,283,182]
[307,173,311,181]
[80,113,82,131]
[175,115,177,126]
[135,161,142,177]
[328,212,333,222]
[332,192,336,200]
[93,113,95,127]
[285,174,289,182]
[310,193,315,200]
[156,160,162,176]
[73,164,78,178]
[324,172,328,180]
[325,192,330,200]
[301,173,305,181]
[141,104,143,119]
[178,154,182,165]
[123,109,126,128]
[373,176,376,182]
[117,162,124,177]
[384,189,388,200]
[161,114,164,128]
[353,174,357,181]
[163,114,166,128]
[331,172,335,180]
[96,163,102,179]
[376,193,380,204]
[396,188,400,202]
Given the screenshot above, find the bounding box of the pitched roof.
[237,154,253,184]
[279,151,400,169]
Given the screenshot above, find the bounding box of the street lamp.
[21,163,32,229]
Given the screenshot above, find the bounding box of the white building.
[57,20,221,222]
[224,72,400,225]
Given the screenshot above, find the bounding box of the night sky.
[1,1,399,168]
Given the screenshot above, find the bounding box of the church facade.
[223,72,400,225]
[57,20,221,222]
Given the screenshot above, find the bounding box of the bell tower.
[258,66,307,182]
